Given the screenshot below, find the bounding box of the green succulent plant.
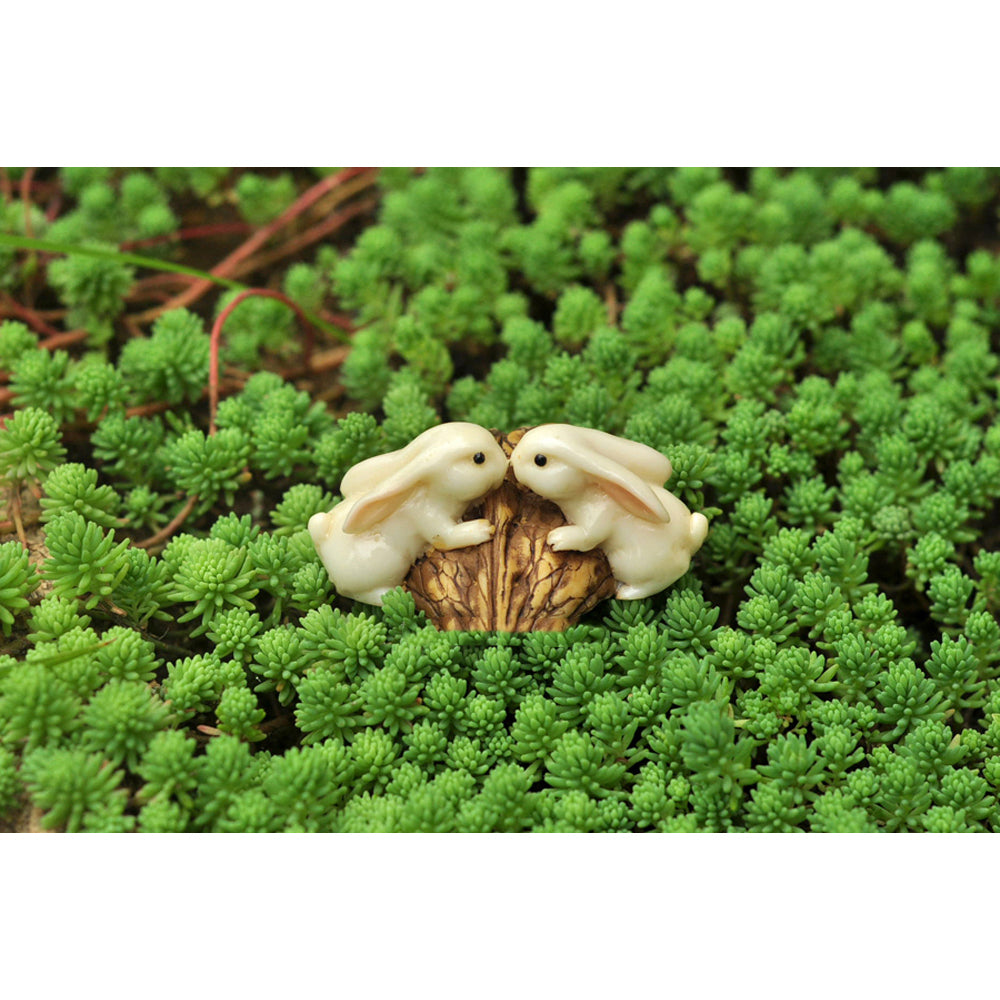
[1,167,999,833]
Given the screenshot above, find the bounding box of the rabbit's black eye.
[534,454,547,467]
[473,452,485,465]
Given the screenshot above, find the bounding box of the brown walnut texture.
[404,428,615,631]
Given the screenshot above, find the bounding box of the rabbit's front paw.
[547,525,593,552]
[434,518,495,550]
[463,518,496,547]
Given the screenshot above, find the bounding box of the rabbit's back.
[604,486,706,597]
[309,499,423,605]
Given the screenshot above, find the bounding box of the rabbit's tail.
[689,512,709,552]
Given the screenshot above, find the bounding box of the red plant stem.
[130,273,195,295]
[123,316,146,341]
[230,195,378,279]
[45,191,63,223]
[209,289,322,435]
[225,174,378,277]
[124,399,173,419]
[135,494,199,549]
[125,287,181,305]
[318,308,355,332]
[139,167,376,321]
[0,294,62,337]
[0,168,11,202]
[20,168,36,238]
[135,272,192,288]
[0,515,29,536]
[8,488,28,547]
[132,179,375,296]
[38,329,89,351]
[119,221,253,252]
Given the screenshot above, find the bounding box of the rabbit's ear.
[560,425,672,485]
[340,422,467,496]
[341,472,417,534]
[340,448,410,497]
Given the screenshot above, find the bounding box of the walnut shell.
[404,428,615,631]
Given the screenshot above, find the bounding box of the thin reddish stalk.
[0,514,34,536]
[135,494,199,549]
[230,194,378,278]
[0,294,62,337]
[8,489,28,547]
[226,174,378,277]
[138,167,376,321]
[45,191,62,222]
[125,287,182,305]
[38,329,89,351]
[129,273,196,298]
[20,168,36,238]
[119,221,253,251]
[0,169,11,203]
[318,308,355,332]
[208,289,322,435]
[134,272,194,289]
[124,400,174,419]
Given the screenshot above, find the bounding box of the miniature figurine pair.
[308,422,708,607]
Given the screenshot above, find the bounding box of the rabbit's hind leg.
[614,581,657,600]
[351,585,393,606]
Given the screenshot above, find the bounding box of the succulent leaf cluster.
[2,167,1000,832]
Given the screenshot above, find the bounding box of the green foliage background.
[1,166,1000,832]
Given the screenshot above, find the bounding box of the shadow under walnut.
[404,428,615,631]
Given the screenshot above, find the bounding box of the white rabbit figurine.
[308,422,508,605]
[509,424,709,600]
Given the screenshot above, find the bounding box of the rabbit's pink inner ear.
[341,487,409,534]
[599,479,670,523]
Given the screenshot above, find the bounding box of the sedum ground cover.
[1,166,999,832]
